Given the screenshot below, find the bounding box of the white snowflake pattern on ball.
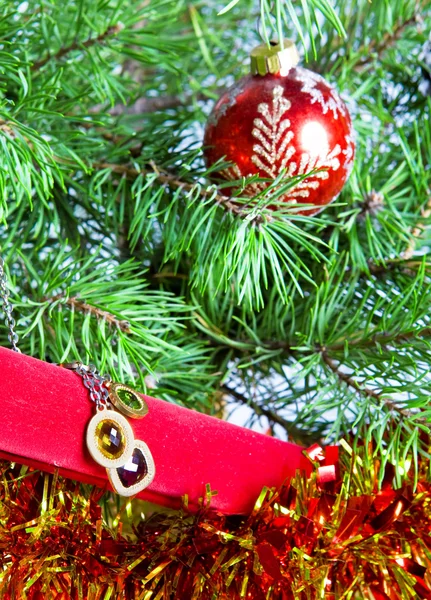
[342,132,355,178]
[222,85,342,202]
[207,77,249,128]
[295,68,347,120]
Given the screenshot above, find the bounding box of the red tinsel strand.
[1,446,431,599]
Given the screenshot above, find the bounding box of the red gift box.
[0,346,308,514]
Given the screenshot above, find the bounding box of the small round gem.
[95,419,126,460]
[117,388,142,410]
[109,383,148,419]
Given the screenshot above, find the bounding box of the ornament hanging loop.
[250,39,299,76]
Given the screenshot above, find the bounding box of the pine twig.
[328,327,431,352]
[100,87,225,116]
[356,14,418,68]
[358,190,384,220]
[105,92,209,116]
[358,196,431,275]
[151,272,189,280]
[48,294,131,333]
[0,120,16,139]
[401,197,431,260]
[368,259,422,275]
[32,24,123,71]
[321,351,413,419]
[220,384,314,444]
[93,160,269,223]
[321,352,380,399]
[222,326,431,355]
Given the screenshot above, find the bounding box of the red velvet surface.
[0,347,309,514]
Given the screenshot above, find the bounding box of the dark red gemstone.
[117,448,148,488]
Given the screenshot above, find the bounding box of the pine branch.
[106,92,210,116]
[357,191,385,220]
[219,326,431,355]
[47,294,131,333]
[356,14,418,67]
[328,327,431,352]
[402,196,431,260]
[321,352,412,419]
[151,272,189,281]
[321,352,380,399]
[31,24,123,71]
[98,87,223,115]
[0,120,16,138]
[369,259,431,276]
[93,161,268,223]
[220,384,314,444]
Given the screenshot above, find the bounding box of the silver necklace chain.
[0,257,110,408]
[0,257,20,353]
[62,361,111,410]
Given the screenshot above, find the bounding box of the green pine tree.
[1,0,430,487]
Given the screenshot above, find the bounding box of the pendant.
[61,361,155,498]
[108,382,148,419]
[107,439,156,497]
[86,407,135,469]
[86,405,155,498]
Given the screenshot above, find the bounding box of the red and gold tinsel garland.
[1,444,431,600]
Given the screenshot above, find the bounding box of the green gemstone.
[95,419,126,459]
[116,388,142,410]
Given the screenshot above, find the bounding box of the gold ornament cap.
[250,40,299,76]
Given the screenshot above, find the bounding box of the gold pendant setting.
[107,439,156,497]
[65,361,157,498]
[108,382,149,419]
[86,408,135,469]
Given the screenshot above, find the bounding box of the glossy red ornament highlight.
[204,67,355,215]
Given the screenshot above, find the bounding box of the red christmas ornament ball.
[204,43,355,215]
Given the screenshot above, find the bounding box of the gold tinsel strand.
[1,444,431,599]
